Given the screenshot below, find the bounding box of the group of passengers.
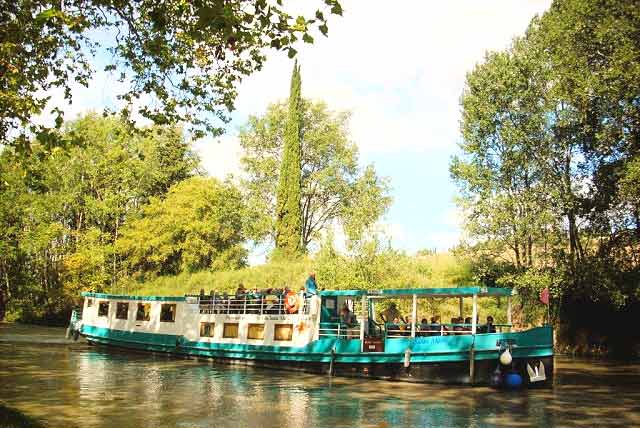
[383,314,496,336]
[197,273,319,315]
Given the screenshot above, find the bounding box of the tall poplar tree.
[275,61,304,256]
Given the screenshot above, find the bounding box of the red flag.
[539,287,550,305]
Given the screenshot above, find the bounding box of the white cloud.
[229,0,551,155]
[38,1,551,162]
[193,134,243,180]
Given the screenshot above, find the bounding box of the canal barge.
[73,287,553,387]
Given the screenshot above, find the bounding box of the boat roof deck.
[81,292,186,302]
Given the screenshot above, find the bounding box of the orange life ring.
[284,291,299,314]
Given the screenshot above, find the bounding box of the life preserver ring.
[284,291,299,314]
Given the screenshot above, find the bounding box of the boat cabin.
[318,286,515,352]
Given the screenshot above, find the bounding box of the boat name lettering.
[415,336,447,345]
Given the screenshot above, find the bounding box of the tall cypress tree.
[275,61,303,256]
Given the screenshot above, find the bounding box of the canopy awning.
[319,287,513,298]
[318,290,369,297]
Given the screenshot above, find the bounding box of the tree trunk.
[0,266,8,321]
[563,149,581,266]
[513,239,521,269]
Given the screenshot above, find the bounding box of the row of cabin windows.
[200,322,293,341]
[92,300,175,322]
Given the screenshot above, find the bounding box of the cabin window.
[274,324,293,341]
[247,324,264,340]
[98,302,109,317]
[200,322,215,337]
[87,299,93,307]
[160,304,176,322]
[116,302,129,320]
[223,323,239,338]
[136,303,151,321]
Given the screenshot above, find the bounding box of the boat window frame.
[160,303,177,322]
[98,301,110,317]
[136,303,151,321]
[115,302,129,320]
[247,323,265,340]
[223,323,239,338]
[87,298,93,308]
[200,322,215,338]
[274,324,293,341]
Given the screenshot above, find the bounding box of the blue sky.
[42,1,552,259]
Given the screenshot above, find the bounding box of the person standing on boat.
[297,286,306,313]
[305,272,318,295]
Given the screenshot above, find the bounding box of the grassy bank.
[116,253,514,325]
[123,252,469,296]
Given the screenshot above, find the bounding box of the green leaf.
[319,24,328,36]
[330,4,343,16]
[302,34,314,44]
[287,48,297,58]
[35,8,61,24]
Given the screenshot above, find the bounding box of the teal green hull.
[81,325,553,364]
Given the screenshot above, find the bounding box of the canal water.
[1,326,639,428]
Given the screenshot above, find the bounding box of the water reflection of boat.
[73,287,553,387]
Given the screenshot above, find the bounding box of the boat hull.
[82,324,554,387]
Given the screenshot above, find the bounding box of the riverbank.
[0,403,45,428]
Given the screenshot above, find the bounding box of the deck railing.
[317,322,514,340]
[318,322,360,339]
[188,294,312,316]
[385,323,512,338]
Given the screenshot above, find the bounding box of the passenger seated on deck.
[404,316,414,336]
[452,317,464,335]
[235,283,246,299]
[419,318,429,336]
[386,316,400,336]
[248,288,260,313]
[430,316,442,336]
[264,289,278,314]
[464,317,473,332]
[398,317,408,335]
[486,316,496,333]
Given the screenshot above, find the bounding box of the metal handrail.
[319,324,360,339]
[385,322,512,338]
[190,294,311,316]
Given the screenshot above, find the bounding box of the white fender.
[499,348,512,365]
[527,361,547,382]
